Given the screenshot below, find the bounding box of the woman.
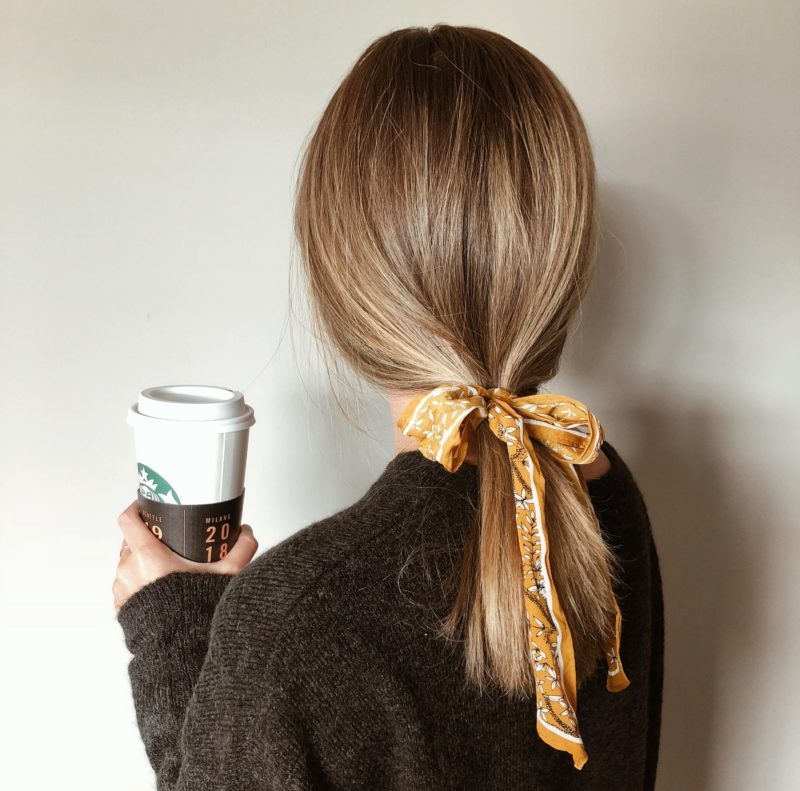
[114,24,663,790]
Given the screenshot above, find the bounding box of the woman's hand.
[112,499,259,611]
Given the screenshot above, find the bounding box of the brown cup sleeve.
[136,488,245,563]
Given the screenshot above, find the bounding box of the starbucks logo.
[137,463,181,505]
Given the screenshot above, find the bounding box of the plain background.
[1,2,798,789]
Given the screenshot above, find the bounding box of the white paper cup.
[127,385,255,562]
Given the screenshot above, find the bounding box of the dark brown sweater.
[117,440,663,790]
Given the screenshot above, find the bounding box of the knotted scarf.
[396,384,630,769]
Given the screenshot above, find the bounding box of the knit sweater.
[117,440,664,791]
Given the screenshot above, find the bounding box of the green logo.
[137,463,181,504]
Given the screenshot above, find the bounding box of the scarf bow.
[397,384,630,769]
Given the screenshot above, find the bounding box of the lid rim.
[127,405,255,432]
[129,385,255,429]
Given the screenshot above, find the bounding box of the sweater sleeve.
[117,568,321,790]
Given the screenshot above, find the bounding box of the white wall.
[1,2,797,789]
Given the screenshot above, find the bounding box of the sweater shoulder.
[217,449,473,623]
[211,481,405,667]
[588,440,652,524]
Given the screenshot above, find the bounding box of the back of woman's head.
[293,24,620,695]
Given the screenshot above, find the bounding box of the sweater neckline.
[379,440,625,501]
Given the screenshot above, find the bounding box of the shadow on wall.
[621,401,755,791]
[574,184,758,791]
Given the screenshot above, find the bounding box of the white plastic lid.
[127,385,256,433]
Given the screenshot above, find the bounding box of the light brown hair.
[293,24,621,695]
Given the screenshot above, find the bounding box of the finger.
[117,500,167,553]
[217,524,258,572]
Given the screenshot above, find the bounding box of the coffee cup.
[126,385,256,563]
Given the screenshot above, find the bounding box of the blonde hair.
[292,24,621,695]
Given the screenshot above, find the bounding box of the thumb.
[217,524,258,573]
[117,499,170,554]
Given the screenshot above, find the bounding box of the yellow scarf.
[396,384,630,769]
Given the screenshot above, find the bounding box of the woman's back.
[118,440,663,790]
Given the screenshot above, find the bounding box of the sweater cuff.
[116,571,234,655]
